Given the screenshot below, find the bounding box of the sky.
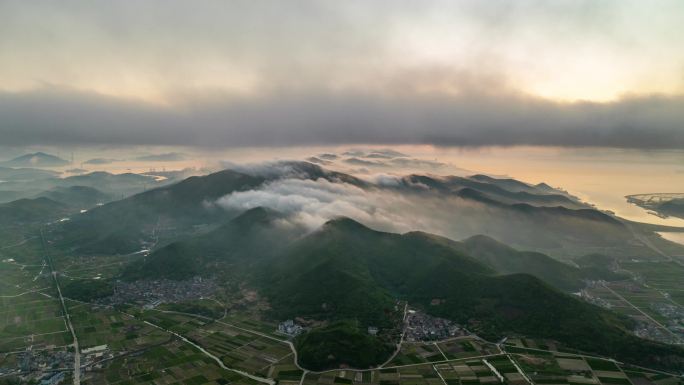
[1,0,684,148]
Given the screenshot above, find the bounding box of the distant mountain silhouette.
[1,152,69,167]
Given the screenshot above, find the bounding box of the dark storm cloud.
[1,87,683,149]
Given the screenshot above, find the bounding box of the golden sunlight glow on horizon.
[2,74,682,106]
[2,1,684,105]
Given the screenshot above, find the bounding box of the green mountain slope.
[402,174,581,208]
[460,235,626,291]
[52,162,367,255]
[122,207,302,280]
[35,185,112,208]
[263,218,490,328]
[114,208,682,371]
[0,166,59,181]
[295,321,395,371]
[0,197,68,227]
[55,169,266,254]
[260,218,683,371]
[386,174,631,252]
[57,171,159,195]
[51,162,643,258]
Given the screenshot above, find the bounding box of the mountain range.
[48,161,653,258]
[121,208,681,370]
[16,161,682,371]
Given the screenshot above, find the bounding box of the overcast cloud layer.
[1,87,683,149]
[1,1,684,149]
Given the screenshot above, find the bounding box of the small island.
[626,193,684,220]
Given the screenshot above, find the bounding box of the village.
[404,309,466,342]
[0,344,115,385]
[97,276,218,309]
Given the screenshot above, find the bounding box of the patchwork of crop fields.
[387,337,499,367]
[0,232,69,353]
[2,228,683,385]
[66,305,288,384]
[505,345,683,385]
[138,309,297,381]
[301,345,683,385]
[620,261,684,307]
[0,293,69,353]
[67,300,169,353]
[86,339,261,385]
[302,355,523,385]
[582,269,684,344]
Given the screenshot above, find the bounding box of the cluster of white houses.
[277,320,303,336]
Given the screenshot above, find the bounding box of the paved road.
[433,342,448,361]
[507,354,533,384]
[62,304,684,382]
[151,308,304,368]
[141,320,275,384]
[41,229,80,385]
[433,364,448,385]
[379,303,409,368]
